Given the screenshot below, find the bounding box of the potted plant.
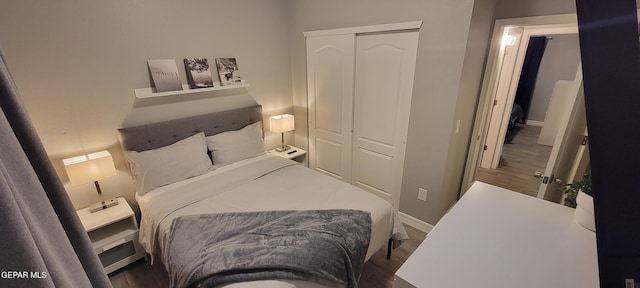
[563,172,595,231]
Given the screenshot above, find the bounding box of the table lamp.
[63,150,118,213]
[270,114,295,152]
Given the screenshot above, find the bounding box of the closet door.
[352,31,419,209]
[306,34,355,181]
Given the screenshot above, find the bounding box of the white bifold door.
[307,34,356,183]
[307,31,419,209]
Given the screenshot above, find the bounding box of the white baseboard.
[526,120,544,127]
[398,212,434,234]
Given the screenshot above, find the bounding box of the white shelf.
[135,82,249,98]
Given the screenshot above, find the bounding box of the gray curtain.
[0,50,112,287]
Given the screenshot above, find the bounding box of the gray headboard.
[118,105,262,152]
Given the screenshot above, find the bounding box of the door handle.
[534,171,550,184]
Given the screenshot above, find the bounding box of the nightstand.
[268,145,307,162]
[76,197,144,274]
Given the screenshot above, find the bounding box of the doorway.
[461,14,588,201]
[477,32,581,197]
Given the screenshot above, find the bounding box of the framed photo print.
[184,58,214,89]
[215,58,242,86]
[147,59,183,92]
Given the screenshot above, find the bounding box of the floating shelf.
[134,82,249,99]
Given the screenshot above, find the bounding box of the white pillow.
[206,121,266,166]
[125,132,213,195]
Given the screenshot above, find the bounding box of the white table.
[76,197,144,273]
[394,181,599,288]
[268,145,307,162]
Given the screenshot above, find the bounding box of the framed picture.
[215,58,242,86]
[184,58,214,89]
[147,59,183,92]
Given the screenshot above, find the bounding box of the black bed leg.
[387,238,393,260]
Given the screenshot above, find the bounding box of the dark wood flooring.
[476,125,552,197]
[109,225,426,288]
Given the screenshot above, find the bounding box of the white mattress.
[137,153,408,287]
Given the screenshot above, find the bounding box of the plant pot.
[574,190,595,231]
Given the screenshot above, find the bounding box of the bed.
[118,105,408,288]
[509,103,525,130]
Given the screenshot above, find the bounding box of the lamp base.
[275,145,291,152]
[89,198,119,213]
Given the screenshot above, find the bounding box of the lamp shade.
[270,114,295,133]
[63,150,116,186]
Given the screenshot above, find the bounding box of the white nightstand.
[76,197,144,274]
[269,145,307,162]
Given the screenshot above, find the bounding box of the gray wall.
[2,0,494,225]
[441,0,497,217]
[289,0,496,225]
[528,34,581,122]
[0,0,589,225]
[0,0,293,209]
[494,0,576,18]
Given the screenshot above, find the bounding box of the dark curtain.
[0,50,112,287]
[514,36,548,122]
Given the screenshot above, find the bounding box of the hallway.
[475,125,553,197]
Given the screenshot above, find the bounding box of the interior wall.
[527,34,581,122]
[2,0,584,226]
[442,0,497,216]
[0,0,292,210]
[493,0,576,18]
[289,0,495,225]
[494,0,640,19]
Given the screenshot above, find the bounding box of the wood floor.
[109,225,426,288]
[475,125,552,197]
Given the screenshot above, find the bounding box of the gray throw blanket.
[167,209,371,288]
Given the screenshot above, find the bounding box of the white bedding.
[137,153,408,287]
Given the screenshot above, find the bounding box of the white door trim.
[537,62,585,200]
[303,21,422,38]
[306,23,421,208]
[461,13,579,195]
[485,26,578,169]
[480,28,523,169]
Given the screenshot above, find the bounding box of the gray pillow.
[206,121,266,166]
[125,132,213,195]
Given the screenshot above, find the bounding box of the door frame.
[461,13,579,195]
[536,62,586,201]
[482,25,579,169]
[479,26,524,169]
[304,21,423,210]
[303,21,422,37]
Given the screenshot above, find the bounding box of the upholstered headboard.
[118,105,262,152]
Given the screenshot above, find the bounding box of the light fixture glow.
[501,34,517,47]
[63,150,116,186]
[270,114,295,152]
[63,150,118,212]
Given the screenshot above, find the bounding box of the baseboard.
[526,120,544,127]
[398,212,434,234]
